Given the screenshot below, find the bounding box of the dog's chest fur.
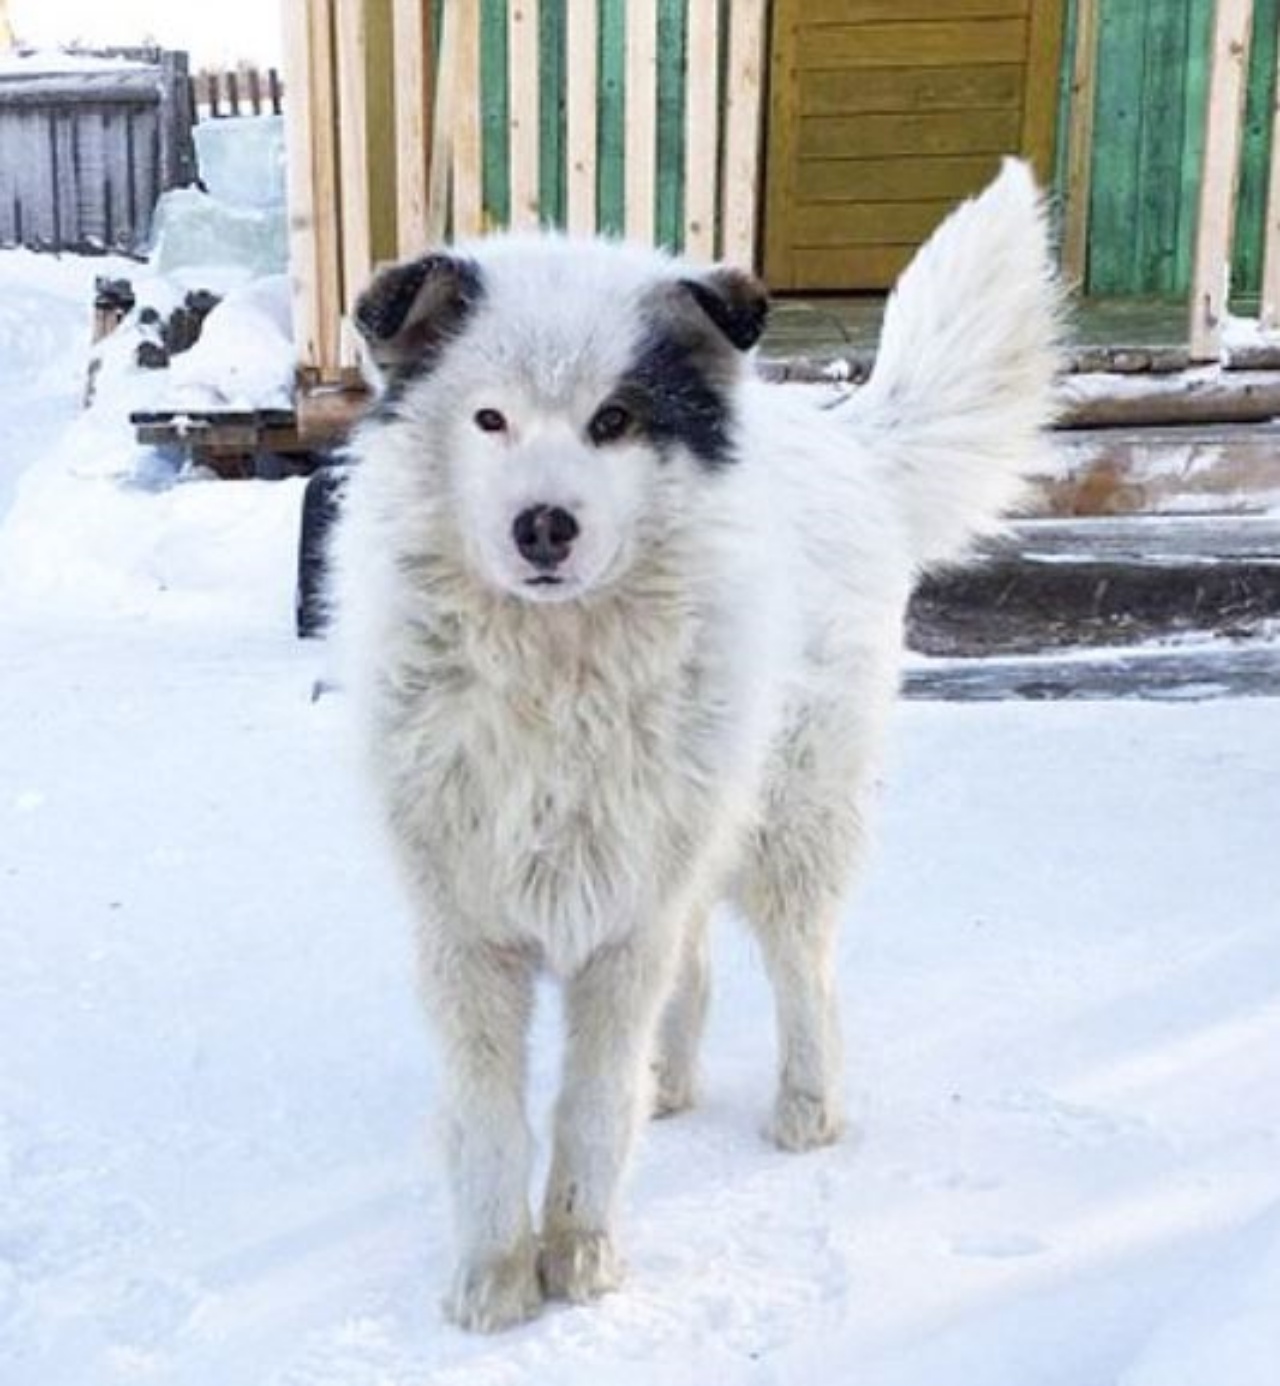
[375,584,739,972]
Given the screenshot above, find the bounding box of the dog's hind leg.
[540,931,675,1302]
[737,702,883,1152]
[422,936,542,1332]
[651,906,710,1117]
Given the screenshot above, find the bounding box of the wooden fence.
[0,51,197,255]
[284,0,767,382]
[191,65,285,120]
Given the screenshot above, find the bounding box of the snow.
[2,245,1279,1386]
[0,50,151,77]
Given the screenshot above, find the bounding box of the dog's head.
[352,237,767,603]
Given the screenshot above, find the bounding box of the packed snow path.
[2,630,1278,1386]
[1,248,1278,1385]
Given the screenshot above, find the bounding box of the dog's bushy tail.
[845,158,1062,571]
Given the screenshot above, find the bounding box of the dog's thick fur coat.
[334,161,1060,1331]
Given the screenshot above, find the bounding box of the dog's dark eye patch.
[614,333,735,468]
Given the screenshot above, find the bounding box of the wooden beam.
[335,0,373,359]
[1061,0,1098,288]
[426,0,456,243]
[720,0,767,268]
[683,0,719,260]
[565,0,598,235]
[509,0,541,228]
[1261,23,1280,330]
[394,0,433,257]
[282,0,343,379]
[625,0,658,241]
[452,0,484,237]
[1189,0,1254,361]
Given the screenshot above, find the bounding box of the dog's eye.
[474,408,508,434]
[587,404,632,445]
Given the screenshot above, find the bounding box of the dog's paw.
[769,1086,844,1152]
[538,1228,623,1303]
[443,1242,542,1333]
[650,1059,697,1119]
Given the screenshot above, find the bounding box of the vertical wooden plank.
[1061,0,1098,286]
[364,0,399,265]
[1087,0,1145,293]
[762,0,799,286]
[395,0,433,256]
[1021,0,1067,184]
[1136,0,1191,294]
[654,0,685,252]
[1262,9,1280,327]
[1174,0,1215,294]
[539,0,566,227]
[625,0,657,241]
[454,0,484,236]
[721,0,766,269]
[335,0,374,363]
[480,0,509,229]
[282,0,342,379]
[1189,0,1254,359]
[509,0,541,227]
[426,0,456,243]
[683,0,718,260]
[597,0,626,236]
[565,0,598,234]
[1230,0,1278,297]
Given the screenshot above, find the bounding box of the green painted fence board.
[1232,0,1279,301]
[539,0,566,226]
[655,0,686,251]
[597,0,627,237]
[481,0,510,229]
[1083,0,1274,300]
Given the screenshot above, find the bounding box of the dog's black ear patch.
[679,268,769,352]
[354,253,484,376]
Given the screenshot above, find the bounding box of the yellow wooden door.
[763,0,1066,291]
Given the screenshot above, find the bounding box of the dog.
[331,159,1060,1332]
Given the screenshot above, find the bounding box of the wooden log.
[335,0,374,356]
[1058,368,1280,428]
[1189,0,1254,361]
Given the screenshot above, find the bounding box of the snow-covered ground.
[2,249,1279,1386]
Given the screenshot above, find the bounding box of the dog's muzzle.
[512,505,580,577]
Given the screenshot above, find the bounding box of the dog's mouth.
[524,574,563,587]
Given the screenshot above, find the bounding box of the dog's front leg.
[421,936,541,1332]
[540,932,673,1302]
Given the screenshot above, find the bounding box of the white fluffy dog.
[333,159,1059,1331]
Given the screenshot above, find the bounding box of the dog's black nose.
[512,505,579,570]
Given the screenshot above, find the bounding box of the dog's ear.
[353,253,484,375]
[678,267,769,352]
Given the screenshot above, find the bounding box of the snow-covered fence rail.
[191,65,284,121]
[0,51,196,256]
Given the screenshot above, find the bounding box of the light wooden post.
[509,0,541,229]
[335,0,374,364]
[1260,32,1280,331]
[683,0,719,260]
[1189,0,1254,361]
[1061,0,1099,288]
[282,0,343,380]
[395,0,433,257]
[720,0,767,269]
[625,0,658,241]
[452,0,484,237]
[566,0,598,235]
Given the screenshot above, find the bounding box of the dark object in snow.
[296,465,349,639]
[136,340,170,370]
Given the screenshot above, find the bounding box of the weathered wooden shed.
[283,0,1280,382]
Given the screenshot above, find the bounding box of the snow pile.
[0,49,150,76]
[0,253,301,627]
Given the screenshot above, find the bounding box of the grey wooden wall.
[0,52,197,256]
